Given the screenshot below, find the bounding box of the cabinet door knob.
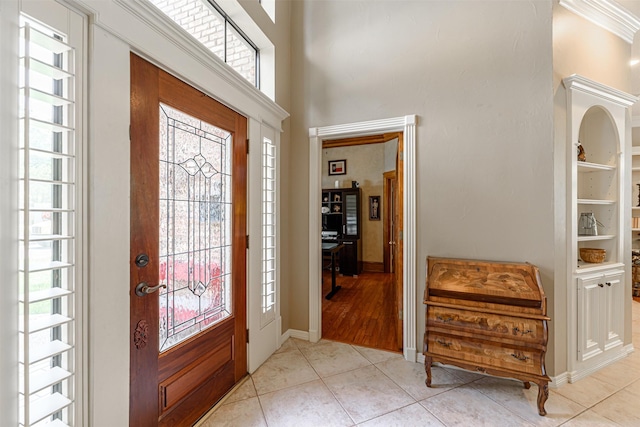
[606,282,612,286]
[598,283,604,288]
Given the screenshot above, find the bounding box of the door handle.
[389,241,395,245]
[135,282,167,297]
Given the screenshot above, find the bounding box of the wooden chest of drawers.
[423,257,550,416]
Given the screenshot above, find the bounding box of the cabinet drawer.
[427,306,545,344]
[426,332,543,375]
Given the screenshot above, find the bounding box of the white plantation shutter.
[19,16,80,427]
[261,136,276,325]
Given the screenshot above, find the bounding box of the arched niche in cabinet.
[576,105,619,265]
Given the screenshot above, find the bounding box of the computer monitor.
[322,213,342,235]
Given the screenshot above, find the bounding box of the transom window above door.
[148,0,259,88]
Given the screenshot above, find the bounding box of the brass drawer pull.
[513,327,533,336]
[511,352,530,362]
[436,339,452,348]
[436,315,454,323]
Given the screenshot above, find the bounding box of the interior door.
[130,54,247,426]
[383,171,396,274]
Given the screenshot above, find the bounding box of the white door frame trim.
[308,115,418,362]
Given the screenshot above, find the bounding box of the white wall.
[290,0,556,371]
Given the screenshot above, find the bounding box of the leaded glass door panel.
[158,102,234,352]
[130,54,247,427]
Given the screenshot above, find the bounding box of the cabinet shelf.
[577,234,615,241]
[577,198,615,205]
[578,161,615,172]
[576,261,624,273]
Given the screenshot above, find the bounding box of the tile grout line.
[468,381,557,426]
[297,340,359,426]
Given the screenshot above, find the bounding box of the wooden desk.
[424,256,551,416]
[322,242,343,299]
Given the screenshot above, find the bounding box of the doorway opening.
[320,133,403,352]
[308,115,418,362]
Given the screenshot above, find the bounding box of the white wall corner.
[560,0,640,44]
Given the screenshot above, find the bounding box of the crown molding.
[560,0,640,43]
[563,74,638,107]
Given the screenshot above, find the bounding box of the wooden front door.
[130,54,247,426]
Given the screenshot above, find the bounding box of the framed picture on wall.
[328,159,346,175]
[369,196,381,220]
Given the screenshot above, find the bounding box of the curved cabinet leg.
[425,356,432,387]
[536,381,549,416]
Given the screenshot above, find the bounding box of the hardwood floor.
[322,271,401,353]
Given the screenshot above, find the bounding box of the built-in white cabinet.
[563,75,636,381]
[632,145,640,249]
[632,129,640,298]
[577,270,624,362]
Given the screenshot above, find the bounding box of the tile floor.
[198,302,640,426]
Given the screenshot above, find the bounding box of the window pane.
[227,26,257,86]
[149,0,225,62]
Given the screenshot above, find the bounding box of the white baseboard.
[281,329,309,344]
[308,328,320,343]
[566,344,635,383]
[550,372,569,388]
[404,347,417,363]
